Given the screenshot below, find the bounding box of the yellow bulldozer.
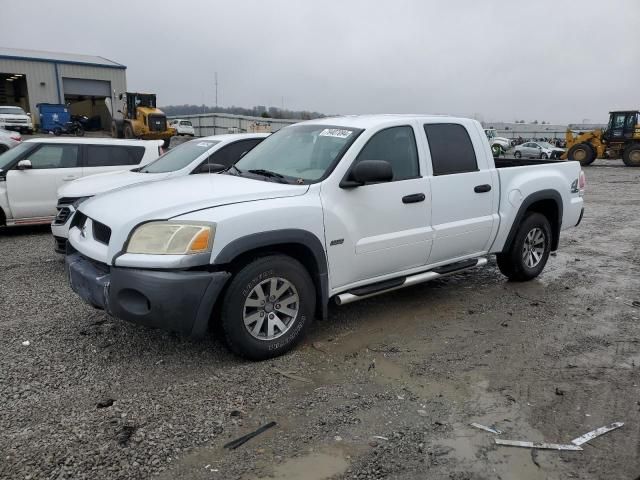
[111,92,175,147]
[561,110,640,167]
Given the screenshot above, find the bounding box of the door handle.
[402,193,426,204]
[474,184,492,193]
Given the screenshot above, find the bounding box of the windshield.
[180,121,192,126]
[235,124,362,182]
[0,142,35,170]
[139,140,220,173]
[0,107,27,115]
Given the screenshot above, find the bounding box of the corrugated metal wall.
[0,59,126,126]
[168,113,299,136]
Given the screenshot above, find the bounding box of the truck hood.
[79,173,309,232]
[58,169,172,199]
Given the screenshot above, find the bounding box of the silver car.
[0,128,22,154]
[513,141,564,159]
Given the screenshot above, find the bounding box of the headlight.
[126,221,215,255]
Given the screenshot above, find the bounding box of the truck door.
[423,122,497,264]
[6,143,81,220]
[321,125,432,289]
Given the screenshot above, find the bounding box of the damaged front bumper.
[65,252,230,337]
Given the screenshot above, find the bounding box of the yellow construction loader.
[111,92,175,148]
[562,110,640,167]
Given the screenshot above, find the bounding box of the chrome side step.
[334,257,488,305]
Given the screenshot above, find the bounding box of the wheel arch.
[503,190,563,253]
[214,229,329,320]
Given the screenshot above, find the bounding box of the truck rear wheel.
[123,123,135,139]
[567,143,595,166]
[622,143,640,167]
[220,255,316,360]
[497,212,552,282]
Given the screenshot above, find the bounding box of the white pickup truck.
[65,115,585,360]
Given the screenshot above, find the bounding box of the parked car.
[513,141,565,159]
[65,115,585,360]
[0,128,21,153]
[484,128,511,156]
[52,134,268,252]
[169,119,195,136]
[0,138,163,228]
[0,105,34,134]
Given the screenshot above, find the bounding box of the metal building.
[169,113,299,136]
[0,47,126,129]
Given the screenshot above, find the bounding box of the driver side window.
[354,126,419,181]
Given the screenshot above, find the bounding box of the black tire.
[540,152,548,159]
[123,123,135,139]
[221,255,316,360]
[74,126,84,137]
[622,143,640,167]
[162,138,171,149]
[53,127,62,136]
[496,212,552,282]
[567,143,595,166]
[514,151,522,159]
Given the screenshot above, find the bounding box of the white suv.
[0,106,34,134]
[0,138,163,232]
[169,119,195,136]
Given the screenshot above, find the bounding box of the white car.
[514,141,565,159]
[66,115,584,360]
[484,128,511,156]
[51,134,267,252]
[0,128,21,153]
[0,106,34,134]
[169,119,195,136]
[0,138,163,230]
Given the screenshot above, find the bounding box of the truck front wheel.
[497,212,552,281]
[568,143,595,166]
[221,255,316,360]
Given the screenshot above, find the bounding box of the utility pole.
[215,72,218,108]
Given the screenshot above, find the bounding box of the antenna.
[215,72,218,108]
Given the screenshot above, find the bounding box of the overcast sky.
[3,0,638,123]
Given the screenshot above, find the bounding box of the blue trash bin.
[37,104,70,133]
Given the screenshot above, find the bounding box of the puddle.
[255,452,349,480]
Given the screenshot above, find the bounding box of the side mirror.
[17,159,32,170]
[194,163,226,174]
[341,160,393,188]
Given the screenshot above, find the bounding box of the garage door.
[62,78,111,97]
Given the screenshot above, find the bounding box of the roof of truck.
[300,114,464,129]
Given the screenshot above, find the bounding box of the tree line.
[160,104,327,120]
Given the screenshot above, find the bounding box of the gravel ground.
[1,159,639,480]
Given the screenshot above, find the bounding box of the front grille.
[71,211,87,229]
[53,206,72,225]
[5,119,27,124]
[92,220,112,245]
[148,114,167,132]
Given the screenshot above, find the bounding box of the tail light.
[578,170,587,192]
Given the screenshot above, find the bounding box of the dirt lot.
[1,159,639,480]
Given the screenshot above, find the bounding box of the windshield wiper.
[246,169,288,183]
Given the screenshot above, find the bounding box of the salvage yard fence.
[167,112,299,136]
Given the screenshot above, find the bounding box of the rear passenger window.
[424,124,478,175]
[27,144,79,169]
[355,126,419,181]
[86,145,145,167]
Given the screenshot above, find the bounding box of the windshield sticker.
[319,129,352,139]
[196,142,214,147]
